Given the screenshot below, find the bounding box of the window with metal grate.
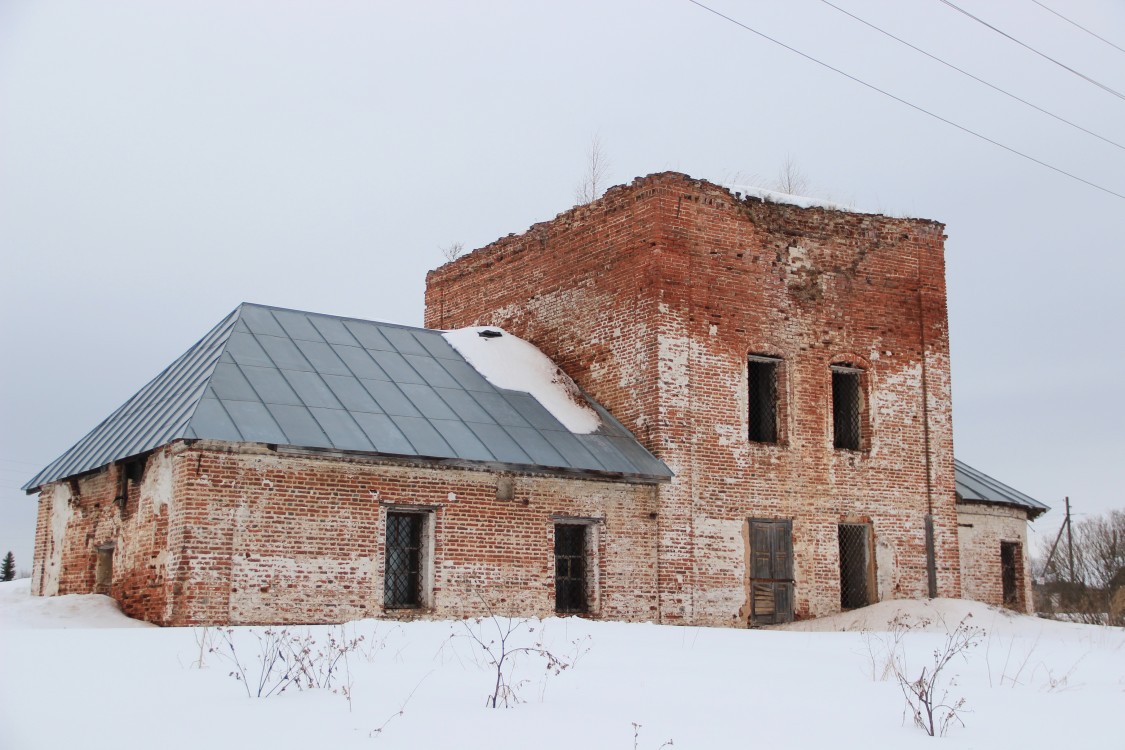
[747,356,780,443]
[554,524,587,614]
[385,512,424,608]
[832,366,864,450]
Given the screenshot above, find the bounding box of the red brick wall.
[163,441,659,626]
[31,447,173,623]
[426,172,962,625]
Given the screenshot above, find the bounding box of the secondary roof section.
[954,459,1049,519]
[24,303,672,491]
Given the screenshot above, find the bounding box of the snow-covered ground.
[1,579,1121,750]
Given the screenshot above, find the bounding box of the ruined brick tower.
[426,172,961,626]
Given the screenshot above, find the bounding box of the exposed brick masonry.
[427,172,962,625]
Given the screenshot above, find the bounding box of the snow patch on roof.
[443,327,601,434]
[723,183,854,212]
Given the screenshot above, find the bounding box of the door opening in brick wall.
[385,512,425,609]
[94,544,114,595]
[838,523,876,609]
[747,519,794,625]
[747,355,781,444]
[1000,541,1024,610]
[554,524,588,614]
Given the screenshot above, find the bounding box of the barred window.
[747,356,780,444]
[385,512,425,608]
[554,524,588,614]
[832,365,864,450]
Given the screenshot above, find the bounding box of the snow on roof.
[442,327,601,434]
[723,183,854,212]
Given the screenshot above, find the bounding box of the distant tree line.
[1035,509,1125,626]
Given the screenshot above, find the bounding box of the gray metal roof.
[24,304,672,491]
[954,458,1049,519]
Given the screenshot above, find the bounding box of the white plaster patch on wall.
[657,328,690,409]
[872,362,922,424]
[875,536,896,602]
[141,449,174,514]
[43,483,73,596]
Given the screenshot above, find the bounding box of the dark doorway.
[1001,542,1022,609]
[838,523,875,609]
[554,524,587,613]
[94,545,114,595]
[747,519,794,625]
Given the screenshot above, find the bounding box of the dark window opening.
[747,357,779,444]
[554,524,587,614]
[385,513,424,608]
[838,523,875,609]
[124,460,145,483]
[1001,542,1022,609]
[747,519,794,626]
[832,367,863,450]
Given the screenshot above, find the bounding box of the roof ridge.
[238,301,437,335]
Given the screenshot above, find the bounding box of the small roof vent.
[477,329,503,339]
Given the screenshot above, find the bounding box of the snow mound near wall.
[0,579,153,629]
[777,597,1097,638]
[443,327,601,434]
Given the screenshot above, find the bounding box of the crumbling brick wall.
[426,172,962,625]
[30,446,174,622]
[163,441,659,626]
[957,503,1033,612]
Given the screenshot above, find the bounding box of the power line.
[818,0,1125,152]
[939,0,1125,101]
[684,0,1125,201]
[1030,0,1125,55]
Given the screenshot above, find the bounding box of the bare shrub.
[887,615,983,737]
[575,134,610,205]
[632,721,674,749]
[867,614,984,736]
[444,591,589,708]
[440,241,465,263]
[202,625,367,705]
[772,154,810,196]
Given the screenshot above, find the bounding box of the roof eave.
[273,444,673,485]
[957,495,1049,520]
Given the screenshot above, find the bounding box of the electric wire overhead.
[819,0,1125,152]
[939,0,1125,101]
[1030,0,1125,56]
[684,0,1125,201]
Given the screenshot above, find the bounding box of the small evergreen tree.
[1,551,14,582]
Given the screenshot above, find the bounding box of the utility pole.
[1065,496,1075,586]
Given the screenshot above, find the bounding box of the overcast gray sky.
[2,0,1122,569]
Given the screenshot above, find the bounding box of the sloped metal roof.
[24,304,671,491]
[954,458,1049,519]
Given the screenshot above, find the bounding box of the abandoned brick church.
[25,172,1047,627]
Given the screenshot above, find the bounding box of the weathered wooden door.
[748,519,794,625]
